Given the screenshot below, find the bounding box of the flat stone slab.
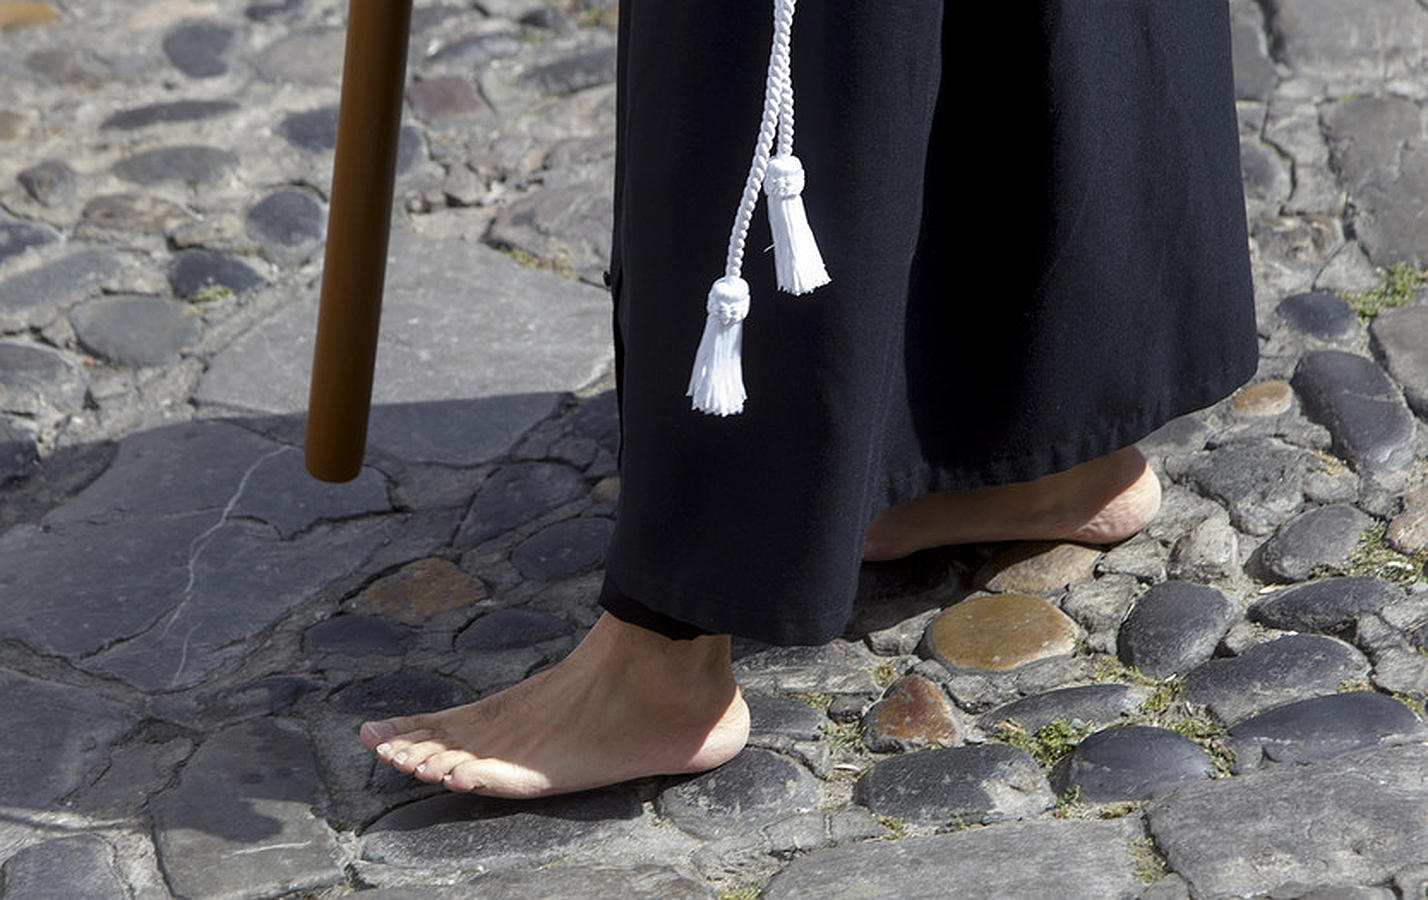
[1179,438,1308,535]
[732,641,883,697]
[0,245,124,331]
[1277,291,1360,343]
[1227,691,1428,771]
[0,339,88,415]
[1146,745,1428,899]
[69,294,202,367]
[455,607,573,651]
[329,672,474,719]
[924,592,1079,673]
[657,748,820,839]
[304,614,412,655]
[1117,581,1237,678]
[746,693,827,742]
[1182,635,1371,724]
[113,145,238,186]
[1057,726,1214,802]
[361,789,642,870]
[1248,576,1401,634]
[1321,93,1428,267]
[1254,505,1373,583]
[456,461,588,546]
[101,98,240,130]
[0,835,126,900]
[979,683,1150,734]
[348,557,487,626]
[973,541,1100,595]
[853,745,1053,826]
[151,718,345,899]
[763,818,1143,900]
[1292,350,1416,473]
[363,866,713,899]
[510,516,613,579]
[1370,304,1428,420]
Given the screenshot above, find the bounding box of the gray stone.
[0,217,58,266]
[459,866,712,899]
[274,105,423,173]
[1277,291,1360,343]
[1061,573,1137,637]
[0,835,126,900]
[169,249,267,298]
[1181,439,1307,535]
[245,0,305,23]
[853,745,1052,826]
[0,668,133,809]
[1168,513,1240,581]
[255,29,345,84]
[1230,0,1276,101]
[114,145,238,186]
[329,672,474,717]
[1139,415,1210,457]
[1370,647,1428,699]
[163,20,238,78]
[15,159,76,207]
[407,76,487,121]
[764,818,1142,900]
[1117,582,1237,679]
[1056,726,1214,802]
[152,718,344,898]
[457,462,588,546]
[228,446,391,538]
[657,749,820,839]
[1228,691,1428,771]
[978,683,1149,734]
[1182,635,1371,724]
[69,294,202,366]
[361,789,641,870]
[518,45,617,95]
[0,340,88,415]
[303,614,412,655]
[1145,745,1428,899]
[429,31,526,66]
[1096,534,1167,582]
[1240,139,1292,209]
[455,608,573,650]
[1370,304,1428,420]
[487,180,614,284]
[1249,576,1402,634]
[746,693,827,742]
[79,193,192,238]
[733,640,883,697]
[1254,505,1374,582]
[1293,350,1416,473]
[0,416,37,482]
[510,516,612,579]
[101,98,240,130]
[246,188,324,266]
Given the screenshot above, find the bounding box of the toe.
[359,720,397,750]
[388,736,455,774]
[368,728,437,763]
[413,747,477,783]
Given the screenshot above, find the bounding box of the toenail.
[393,751,408,765]
[364,721,396,741]
[415,763,426,774]
[375,743,392,758]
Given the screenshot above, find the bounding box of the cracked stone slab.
[0,835,126,900]
[763,818,1143,900]
[1322,94,1428,267]
[1146,745,1428,898]
[152,718,345,899]
[0,339,88,415]
[1370,304,1428,420]
[1269,0,1428,97]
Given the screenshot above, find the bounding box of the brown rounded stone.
[924,593,1080,673]
[592,476,620,504]
[975,541,1101,595]
[0,2,61,30]
[1388,486,1428,554]
[349,558,486,626]
[1232,380,1293,417]
[862,673,961,752]
[407,77,487,121]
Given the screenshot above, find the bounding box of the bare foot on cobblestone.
[360,613,749,799]
[863,446,1161,561]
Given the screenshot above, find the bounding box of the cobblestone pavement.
[2,1,1428,898]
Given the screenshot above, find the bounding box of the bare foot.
[863,446,1161,561]
[359,613,749,799]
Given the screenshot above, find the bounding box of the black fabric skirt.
[600,0,1259,645]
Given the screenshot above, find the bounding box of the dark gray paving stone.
[0,835,125,900]
[245,0,305,23]
[69,294,201,366]
[152,718,344,898]
[361,789,642,870]
[367,396,564,467]
[1138,415,1210,456]
[764,817,1142,900]
[457,462,587,546]
[273,104,423,173]
[1293,350,1416,473]
[1181,438,1308,535]
[255,28,345,84]
[0,416,37,482]
[1249,576,1402,634]
[1370,304,1428,420]
[0,668,134,809]
[304,615,412,655]
[1229,0,1276,101]
[246,188,324,266]
[656,748,820,839]
[1117,582,1237,679]
[0,217,59,266]
[205,674,323,719]
[978,683,1149,734]
[569,388,619,452]
[1057,726,1214,802]
[169,249,266,298]
[518,45,617,95]
[1228,691,1428,771]
[0,246,124,331]
[510,517,612,579]
[853,744,1052,826]
[732,640,883,697]
[15,159,77,207]
[0,340,88,415]
[746,693,827,741]
[1277,291,1361,343]
[101,98,240,130]
[1182,635,1371,724]
[329,672,474,717]
[1254,505,1374,583]
[466,866,711,899]
[429,30,526,66]
[114,145,238,186]
[79,193,192,236]
[228,446,390,538]
[1321,94,1428,268]
[1146,745,1428,899]
[455,607,573,651]
[163,20,238,78]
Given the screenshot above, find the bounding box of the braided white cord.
[775,0,796,159]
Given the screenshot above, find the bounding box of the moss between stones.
[992,718,1094,769]
[1315,521,1427,586]
[1338,261,1428,322]
[716,886,763,900]
[1129,836,1170,884]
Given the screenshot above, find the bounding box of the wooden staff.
[304,0,414,483]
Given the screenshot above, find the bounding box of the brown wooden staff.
[304,0,414,483]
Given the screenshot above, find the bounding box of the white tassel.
[764,154,829,295]
[687,276,751,416]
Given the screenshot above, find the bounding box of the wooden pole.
[304,0,414,483]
